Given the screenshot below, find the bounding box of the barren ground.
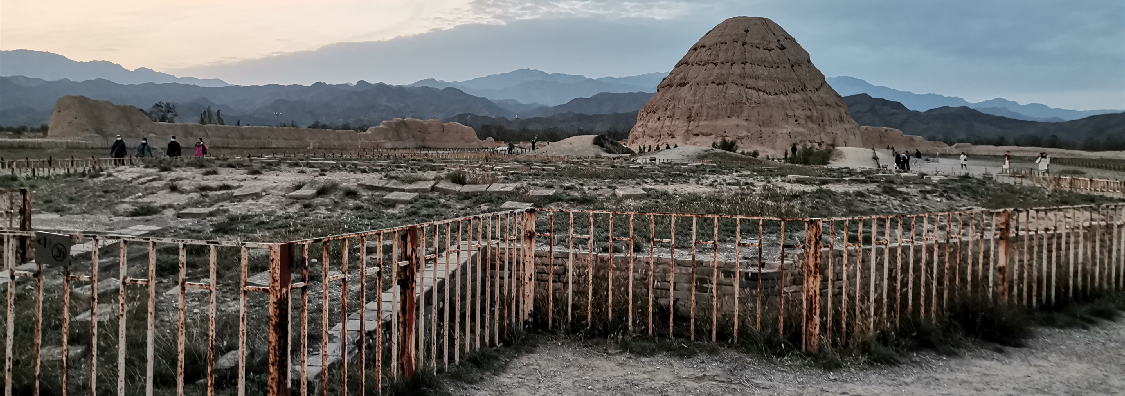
[452,318,1125,396]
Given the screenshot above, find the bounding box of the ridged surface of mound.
[628,17,863,156]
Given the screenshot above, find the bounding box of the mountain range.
[0,76,512,128]
[0,50,229,87]
[408,69,664,107]
[843,94,1125,150]
[826,76,1120,122]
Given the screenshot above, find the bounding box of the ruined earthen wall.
[46,95,496,149]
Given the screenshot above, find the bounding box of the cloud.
[467,0,700,21]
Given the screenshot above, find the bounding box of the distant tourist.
[1002,152,1011,174]
[136,138,153,157]
[167,136,182,157]
[914,149,922,159]
[110,135,127,165]
[507,141,516,155]
[195,138,209,158]
[960,152,968,170]
[1036,152,1050,174]
[902,152,911,171]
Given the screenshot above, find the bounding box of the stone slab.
[403,180,437,193]
[286,189,318,200]
[383,192,418,204]
[460,184,491,195]
[73,303,118,322]
[615,188,647,199]
[487,183,520,194]
[785,174,814,181]
[382,181,412,192]
[527,189,556,197]
[177,207,216,219]
[433,181,463,194]
[358,180,387,190]
[499,201,533,210]
[232,187,263,199]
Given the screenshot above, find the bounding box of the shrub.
[711,138,738,152]
[202,169,219,176]
[126,204,161,217]
[786,145,835,165]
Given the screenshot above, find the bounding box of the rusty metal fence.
[530,205,1125,351]
[1036,176,1125,198]
[2,204,1123,394]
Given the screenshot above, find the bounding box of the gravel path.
[451,319,1125,395]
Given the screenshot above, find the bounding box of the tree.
[216,109,225,125]
[147,102,177,123]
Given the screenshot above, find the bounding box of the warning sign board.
[34,232,72,267]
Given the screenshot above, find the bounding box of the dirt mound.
[859,126,948,151]
[527,135,632,157]
[628,17,864,157]
[47,95,497,149]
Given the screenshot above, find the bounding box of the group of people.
[891,148,921,171]
[110,135,209,162]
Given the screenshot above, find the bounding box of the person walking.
[136,138,153,157]
[194,138,209,158]
[167,136,182,157]
[110,135,127,166]
[959,152,968,170]
[1002,152,1011,174]
[1036,152,1050,175]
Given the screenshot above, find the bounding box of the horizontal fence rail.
[3,203,1124,394]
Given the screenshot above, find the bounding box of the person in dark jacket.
[167,136,182,157]
[136,138,153,157]
[110,135,127,165]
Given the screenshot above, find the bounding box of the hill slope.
[410,69,662,106]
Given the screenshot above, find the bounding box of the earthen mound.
[628,17,864,157]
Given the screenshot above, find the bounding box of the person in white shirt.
[1002,152,1011,174]
[1036,153,1050,174]
[960,152,968,170]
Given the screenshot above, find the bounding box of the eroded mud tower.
[628,16,864,156]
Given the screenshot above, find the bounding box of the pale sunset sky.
[2,0,1122,110]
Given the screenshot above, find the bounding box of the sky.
[2,0,1123,110]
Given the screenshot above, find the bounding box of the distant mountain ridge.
[828,76,1119,121]
[409,69,664,106]
[0,76,512,127]
[0,50,230,87]
[843,94,1125,150]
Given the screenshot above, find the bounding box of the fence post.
[399,226,420,379]
[266,243,293,395]
[523,209,537,322]
[997,210,1012,304]
[19,188,31,263]
[803,219,823,353]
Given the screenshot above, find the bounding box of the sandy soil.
[453,319,1125,396]
[528,135,628,157]
[828,147,886,169]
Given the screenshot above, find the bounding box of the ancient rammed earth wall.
[46,96,497,149]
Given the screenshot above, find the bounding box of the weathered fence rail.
[2,203,1123,394]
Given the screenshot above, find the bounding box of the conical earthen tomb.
[628,17,865,156]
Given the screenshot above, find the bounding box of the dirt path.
[452,319,1125,396]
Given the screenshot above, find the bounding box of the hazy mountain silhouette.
[844,94,1125,150]
[829,76,1119,121]
[0,76,513,127]
[0,50,229,87]
[410,69,663,106]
